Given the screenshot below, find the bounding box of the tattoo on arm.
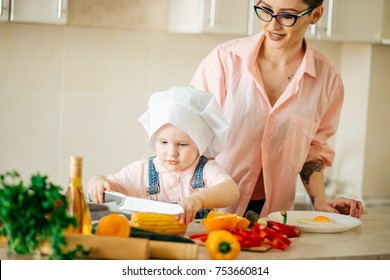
[300,161,324,185]
[310,194,316,206]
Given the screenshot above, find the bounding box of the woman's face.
[256,0,322,50]
[154,124,199,172]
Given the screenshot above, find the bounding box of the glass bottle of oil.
[65,155,92,235]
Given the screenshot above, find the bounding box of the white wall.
[1,3,389,205]
[363,45,390,204]
[332,44,372,200]
[0,23,236,189]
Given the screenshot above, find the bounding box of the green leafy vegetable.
[0,170,89,259]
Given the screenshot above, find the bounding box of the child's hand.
[178,196,203,224]
[87,176,112,204]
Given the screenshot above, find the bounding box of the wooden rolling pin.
[3,234,199,260]
[149,240,198,260]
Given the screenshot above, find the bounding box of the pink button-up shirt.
[190,32,344,217]
[107,157,233,203]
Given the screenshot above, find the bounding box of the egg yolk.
[312,215,332,222]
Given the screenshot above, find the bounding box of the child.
[87,85,240,224]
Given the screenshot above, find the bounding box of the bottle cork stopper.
[69,155,83,177]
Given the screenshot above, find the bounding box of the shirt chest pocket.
[283,115,319,172]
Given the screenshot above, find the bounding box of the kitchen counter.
[1,206,389,260]
[189,206,390,260]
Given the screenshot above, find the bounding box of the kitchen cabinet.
[0,0,10,22]
[5,0,68,25]
[168,0,250,35]
[306,0,390,43]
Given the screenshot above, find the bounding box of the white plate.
[267,211,362,233]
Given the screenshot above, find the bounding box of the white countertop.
[1,206,389,260]
[187,206,390,260]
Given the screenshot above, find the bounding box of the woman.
[190,0,363,218]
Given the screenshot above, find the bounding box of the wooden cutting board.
[45,234,199,260]
[192,238,271,252]
[0,236,7,247]
[186,222,272,252]
[41,233,150,260]
[3,234,199,260]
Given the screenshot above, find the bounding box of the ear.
[310,5,324,24]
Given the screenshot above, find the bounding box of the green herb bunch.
[0,171,89,259]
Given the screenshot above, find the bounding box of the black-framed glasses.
[254,5,315,27]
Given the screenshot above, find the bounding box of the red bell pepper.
[267,220,301,237]
[260,226,291,246]
[191,222,295,250]
[244,223,292,250]
[264,238,289,251]
[189,232,209,242]
[232,228,263,248]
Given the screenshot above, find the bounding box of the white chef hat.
[138,85,229,157]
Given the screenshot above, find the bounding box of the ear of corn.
[130,212,188,235]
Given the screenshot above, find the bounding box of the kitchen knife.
[102,191,184,215]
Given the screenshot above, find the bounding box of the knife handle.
[87,192,92,203]
[103,191,124,205]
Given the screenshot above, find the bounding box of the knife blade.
[103,191,184,215]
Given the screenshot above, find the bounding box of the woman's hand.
[87,176,113,204]
[314,197,363,218]
[177,195,204,224]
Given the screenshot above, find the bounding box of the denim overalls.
[147,156,211,219]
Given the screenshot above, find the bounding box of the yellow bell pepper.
[205,230,241,260]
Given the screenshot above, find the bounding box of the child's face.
[154,124,199,172]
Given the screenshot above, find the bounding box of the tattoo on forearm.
[300,161,324,184]
[310,194,316,206]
